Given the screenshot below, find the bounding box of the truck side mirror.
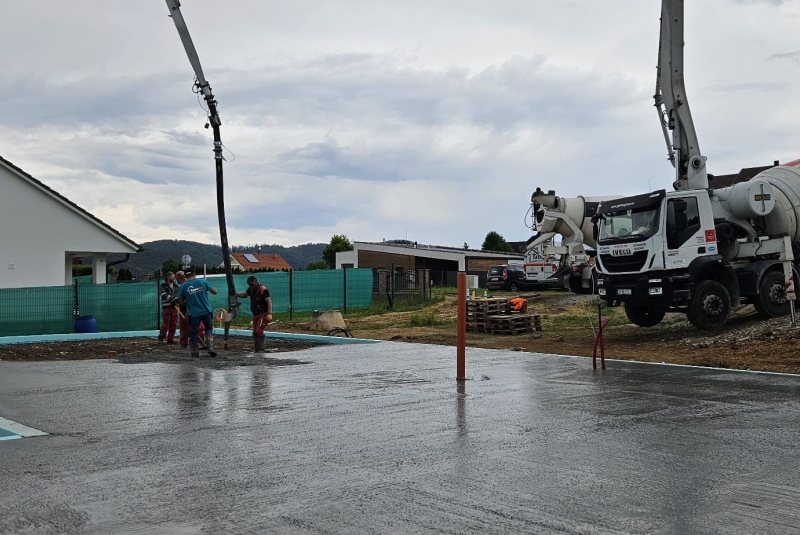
[591,213,601,241]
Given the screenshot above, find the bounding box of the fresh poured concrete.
[1,343,800,534]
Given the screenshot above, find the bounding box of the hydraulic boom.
[165,0,240,347]
[655,0,708,191]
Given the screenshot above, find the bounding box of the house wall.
[0,166,138,288]
[466,258,516,272]
[356,251,416,271]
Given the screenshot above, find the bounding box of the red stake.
[592,318,609,370]
[457,272,466,380]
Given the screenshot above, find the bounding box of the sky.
[2,0,799,249]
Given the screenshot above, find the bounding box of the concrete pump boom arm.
[655,0,708,191]
[164,0,241,343]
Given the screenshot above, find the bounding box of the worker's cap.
[184,270,194,277]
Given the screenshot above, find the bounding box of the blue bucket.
[74,315,98,334]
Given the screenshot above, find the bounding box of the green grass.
[408,311,441,327]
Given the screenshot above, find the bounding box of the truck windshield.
[598,206,660,243]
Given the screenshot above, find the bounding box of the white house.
[0,156,142,289]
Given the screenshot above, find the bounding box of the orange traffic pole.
[457,272,466,380]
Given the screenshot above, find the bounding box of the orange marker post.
[457,272,466,380]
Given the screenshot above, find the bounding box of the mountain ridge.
[107,240,325,276]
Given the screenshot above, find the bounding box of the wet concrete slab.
[1,344,800,534]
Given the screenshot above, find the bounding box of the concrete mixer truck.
[593,0,798,330]
[527,189,623,294]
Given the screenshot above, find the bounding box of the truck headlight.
[598,288,606,296]
[649,287,663,295]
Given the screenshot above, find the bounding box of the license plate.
[490,277,499,281]
[617,289,632,295]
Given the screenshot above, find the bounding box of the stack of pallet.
[466,298,541,335]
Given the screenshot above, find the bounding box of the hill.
[107,240,325,277]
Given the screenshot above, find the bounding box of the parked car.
[486,264,528,292]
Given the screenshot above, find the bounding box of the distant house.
[335,240,524,287]
[0,155,142,289]
[222,252,292,272]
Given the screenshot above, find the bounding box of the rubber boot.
[205,333,217,358]
[190,343,200,358]
[256,337,266,354]
[253,337,260,353]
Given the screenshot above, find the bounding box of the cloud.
[769,50,800,64]
[2,0,799,250]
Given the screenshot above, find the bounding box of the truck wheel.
[686,280,731,330]
[568,276,584,295]
[753,271,789,318]
[624,304,666,327]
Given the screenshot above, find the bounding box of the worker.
[235,275,273,353]
[509,297,528,314]
[157,271,179,343]
[175,270,206,350]
[177,270,218,358]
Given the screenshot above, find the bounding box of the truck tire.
[686,280,731,330]
[568,275,585,295]
[624,303,666,327]
[753,271,788,318]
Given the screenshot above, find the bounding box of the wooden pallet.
[465,299,542,335]
[486,314,542,335]
[466,298,511,315]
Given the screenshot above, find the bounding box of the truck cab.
[594,189,738,329]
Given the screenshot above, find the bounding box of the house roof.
[230,252,292,271]
[708,163,778,189]
[355,241,524,260]
[0,155,143,252]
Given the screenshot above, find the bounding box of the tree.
[463,242,469,250]
[322,235,353,268]
[118,268,133,281]
[482,231,514,253]
[306,261,329,271]
[154,259,182,279]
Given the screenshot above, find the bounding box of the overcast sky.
[2,0,799,249]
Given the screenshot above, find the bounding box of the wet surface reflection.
[175,364,273,423]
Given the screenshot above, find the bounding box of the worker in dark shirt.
[235,275,273,353]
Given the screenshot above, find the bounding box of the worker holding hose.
[235,275,273,354]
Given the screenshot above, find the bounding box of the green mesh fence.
[78,282,159,332]
[0,269,374,337]
[0,285,74,336]
[292,269,373,311]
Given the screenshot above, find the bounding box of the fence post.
[289,269,293,320]
[73,279,79,319]
[343,266,347,315]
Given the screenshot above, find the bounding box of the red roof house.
[223,252,293,272]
